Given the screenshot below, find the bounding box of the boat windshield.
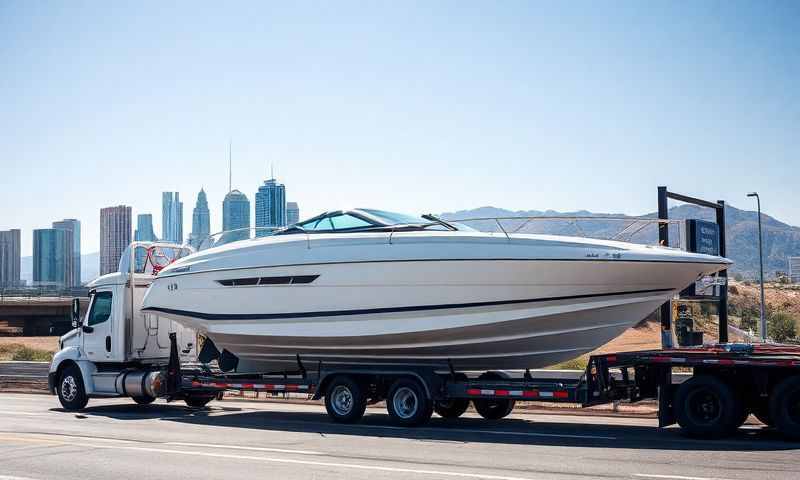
[284,209,456,234]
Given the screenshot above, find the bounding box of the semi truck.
[49,242,800,440]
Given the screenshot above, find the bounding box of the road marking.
[0,433,535,480]
[0,476,43,480]
[166,442,323,455]
[0,410,48,417]
[634,474,734,480]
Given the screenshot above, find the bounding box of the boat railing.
[445,215,686,248]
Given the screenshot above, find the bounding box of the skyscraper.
[189,188,211,249]
[52,219,80,287]
[286,202,300,226]
[100,205,132,275]
[135,214,157,241]
[33,228,72,288]
[0,229,21,288]
[223,190,250,242]
[255,176,286,235]
[162,192,183,243]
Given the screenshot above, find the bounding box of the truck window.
[88,292,113,326]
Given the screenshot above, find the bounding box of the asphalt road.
[0,393,797,480]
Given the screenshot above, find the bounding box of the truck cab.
[49,242,199,409]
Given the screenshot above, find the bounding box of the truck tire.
[674,375,740,439]
[434,399,470,419]
[57,364,88,411]
[132,395,156,405]
[324,376,367,423]
[472,371,515,420]
[184,395,214,409]
[769,376,800,441]
[387,378,433,426]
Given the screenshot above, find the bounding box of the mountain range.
[440,204,799,278]
[17,204,798,283]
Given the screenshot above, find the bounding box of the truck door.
[83,290,114,361]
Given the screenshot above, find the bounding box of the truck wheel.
[434,399,470,419]
[387,378,432,426]
[184,395,214,409]
[132,395,156,405]
[769,376,800,441]
[324,376,367,423]
[674,375,739,439]
[57,364,88,411]
[473,398,515,420]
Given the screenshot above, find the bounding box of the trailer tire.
[132,395,156,405]
[184,395,214,409]
[434,399,470,419]
[769,376,800,441]
[674,375,739,439]
[387,378,432,426]
[472,371,515,420]
[324,376,367,424]
[57,364,88,411]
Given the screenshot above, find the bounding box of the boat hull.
[143,257,720,371]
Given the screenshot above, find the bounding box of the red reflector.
[495,389,510,396]
[286,385,298,391]
[523,390,539,398]
[652,356,671,363]
[467,388,481,395]
[607,355,617,363]
[242,383,254,389]
[554,391,569,399]
[718,359,734,366]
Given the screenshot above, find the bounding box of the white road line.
[0,410,48,417]
[0,476,42,480]
[634,474,734,480]
[166,441,323,455]
[310,422,617,441]
[80,441,536,480]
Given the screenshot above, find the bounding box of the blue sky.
[1,1,798,255]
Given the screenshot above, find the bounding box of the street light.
[747,192,767,341]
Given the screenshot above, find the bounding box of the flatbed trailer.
[166,334,800,440]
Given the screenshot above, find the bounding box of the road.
[0,393,797,480]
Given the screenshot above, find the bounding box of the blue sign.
[686,219,720,256]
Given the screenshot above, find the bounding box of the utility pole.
[747,192,767,341]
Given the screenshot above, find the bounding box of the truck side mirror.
[71,298,80,328]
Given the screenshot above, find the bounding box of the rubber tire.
[769,376,800,441]
[132,395,156,405]
[386,378,433,427]
[472,371,515,421]
[57,364,89,411]
[184,395,214,409]
[324,376,367,424]
[434,399,470,419]
[674,375,740,439]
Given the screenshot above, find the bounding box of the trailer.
[161,332,800,440]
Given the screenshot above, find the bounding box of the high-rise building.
[189,188,211,249]
[0,229,21,288]
[135,214,157,241]
[255,177,286,235]
[790,257,800,284]
[52,219,81,287]
[33,228,72,288]
[162,192,183,243]
[223,190,250,242]
[286,202,300,226]
[100,205,132,275]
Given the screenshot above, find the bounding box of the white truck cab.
[49,242,201,409]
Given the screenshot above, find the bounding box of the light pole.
[747,192,767,341]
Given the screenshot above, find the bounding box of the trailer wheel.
[184,394,214,409]
[324,376,367,423]
[769,376,800,441]
[473,371,515,420]
[57,364,88,411]
[387,378,432,426]
[434,399,470,419]
[132,395,156,405]
[674,375,739,439]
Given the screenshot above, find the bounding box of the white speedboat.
[141,209,730,372]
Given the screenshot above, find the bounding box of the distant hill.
[21,251,99,285]
[440,205,800,279]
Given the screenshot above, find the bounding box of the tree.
[768,312,797,343]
